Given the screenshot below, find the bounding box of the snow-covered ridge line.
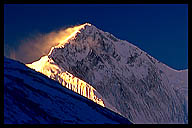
[26,55,105,107]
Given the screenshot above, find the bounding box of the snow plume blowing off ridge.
[5,23,91,64]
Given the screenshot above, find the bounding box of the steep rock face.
[4,57,132,124]
[48,23,188,124]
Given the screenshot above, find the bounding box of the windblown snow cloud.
[4,24,88,64]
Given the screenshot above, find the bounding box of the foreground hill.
[4,57,132,124]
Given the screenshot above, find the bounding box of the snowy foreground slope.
[27,23,188,124]
[4,57,132,124]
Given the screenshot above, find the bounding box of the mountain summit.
[26,23,188,124]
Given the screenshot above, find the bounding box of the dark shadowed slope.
[4,57,132,124]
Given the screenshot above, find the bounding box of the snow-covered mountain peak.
[26,23,122,115]
[26,23,188,124]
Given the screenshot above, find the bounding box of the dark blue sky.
[4,4,188,70]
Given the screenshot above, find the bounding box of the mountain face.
[4,57,132,124]
[26,23,188,124]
